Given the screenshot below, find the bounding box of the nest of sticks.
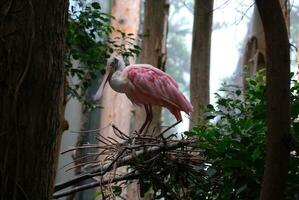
[53,122,203,199]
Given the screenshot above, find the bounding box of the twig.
[70,124,111,133]
[65,160,102,172]
[53,172,140,198]
[112,124,130,140]
[54,140,192,192]
[61,145,106,154]
[107,136,120,144]
[159,120,182,136]
[60,152,102,170]
[98,134,117,146]
[95,137,111,146]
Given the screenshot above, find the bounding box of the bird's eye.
[113,58,118,65]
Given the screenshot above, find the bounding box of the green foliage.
[94,191,102,199]
[65,1,141,109]
[142,71,299,199]
[187,71,299,199]
[112,185,122,196]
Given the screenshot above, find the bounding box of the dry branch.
[54,124,201,198]
[53,172,140,198]
[55,140,194,191]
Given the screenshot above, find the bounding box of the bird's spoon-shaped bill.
[93,67,110,101]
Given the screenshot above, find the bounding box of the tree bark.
[189,0,214,129]
[98,1,141,199]
[242,6,266,90]
[134,0,169,135]
[242,0,289,90]
[255,1,291,199]
[279,0,290,31]
[99,0,140,144]
[0,0,68,199]
[129,1,169,199]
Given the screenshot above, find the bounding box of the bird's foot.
[136,129,150,137]
[133,129,142,137]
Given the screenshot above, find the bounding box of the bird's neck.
[109,71,129,93]
[118,63,125,71]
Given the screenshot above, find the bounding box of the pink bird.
[94,56,193,134]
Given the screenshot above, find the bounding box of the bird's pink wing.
[125,65,193,115]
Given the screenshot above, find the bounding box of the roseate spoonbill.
[94,56,193,133]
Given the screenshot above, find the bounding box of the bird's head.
[93,56,125,101]
[106,56,125,73]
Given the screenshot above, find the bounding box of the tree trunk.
[279,0,290,30]
[242,0,289,90]
[128,1,169,199]
[189,0,214,129]
[0,1,68,199]
[98,0,141,199]
[255,1,291,199]
[242,6,266,90]
[99,0,140,143]
[133,0,169,135]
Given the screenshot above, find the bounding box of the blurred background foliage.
[65,0,141,109]
[163,0,193,127]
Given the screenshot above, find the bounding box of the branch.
[53,172,140,198]
[54,139,193,192]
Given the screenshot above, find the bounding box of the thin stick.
[60,153,100,170]
[112,124,130,140]
[95,137,110,146]
[159,120,182,137]
[65,160,101,172]
[61,145,106,154]
[54,140,191,192]
[98,134,116,146]
[107,136,120,144]
[70,124,111,133]
[53,172,140,198]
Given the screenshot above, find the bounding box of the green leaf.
[291,99,299,118]
[251,148,261,161]
[236,89,241,96]
[222,159,243,168]
[293,122,299,135]
[218,98,227,106]
[91,2,101,9]
[94,191,102,198]
[206,115,215,120]
[207,104,214,110]
[249,80,257,86]
[184,131,197,137]
[112,186,122,196]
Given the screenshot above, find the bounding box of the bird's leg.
[144,105,153,135]
[138,105,150,135]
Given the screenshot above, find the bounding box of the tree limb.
[53,172,140,198]
[54,139,194,192]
